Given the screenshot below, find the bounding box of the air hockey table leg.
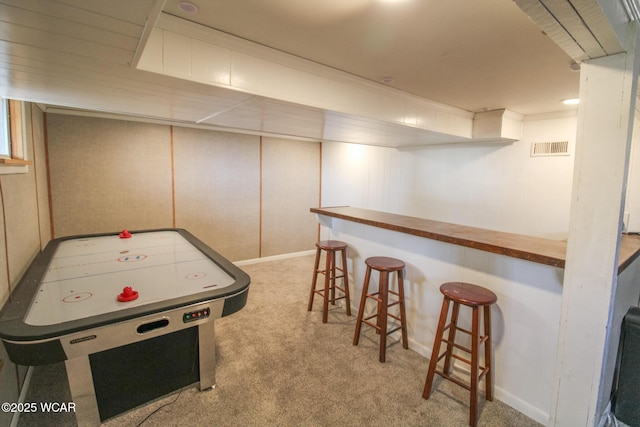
[65,356,100,427]
[198,320,216,390]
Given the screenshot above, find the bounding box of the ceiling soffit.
[136,13,523,147]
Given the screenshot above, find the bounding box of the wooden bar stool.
[422,282,498,427]
[353,256,408,362]
[308,240,351,323]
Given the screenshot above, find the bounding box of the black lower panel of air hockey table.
[90,326,200,421]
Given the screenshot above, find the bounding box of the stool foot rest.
[430,364,490,392]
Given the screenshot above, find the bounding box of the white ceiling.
[0,0,632,145]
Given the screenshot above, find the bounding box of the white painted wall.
[319,113,580,424]
[624,110,640,233]
[322,113,577,239]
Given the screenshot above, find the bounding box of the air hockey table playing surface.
[0,228,250,425]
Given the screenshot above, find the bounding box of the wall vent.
[530,141,569,157]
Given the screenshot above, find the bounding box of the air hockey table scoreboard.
[0,228,250,425]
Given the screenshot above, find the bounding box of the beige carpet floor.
[17,255,542,427]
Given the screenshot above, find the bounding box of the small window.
[0,99,9,157]
[0,98,32,173]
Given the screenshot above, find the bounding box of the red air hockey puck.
[117,286,138,302]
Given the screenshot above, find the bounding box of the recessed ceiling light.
[563,98,580,105]
[178,1,199,13]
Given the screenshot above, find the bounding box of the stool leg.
[353,266,372,346]
[443,301,460,375]
[340,248,351,316]
[423,296,451,399]
[470,305,480,427]
[329,251,337,306]
[378,271,389,363]
[376,282,383,335]
[322,250,334,323]
[307,247,322,311]
[484,304,493,402]
[397,269,408,349]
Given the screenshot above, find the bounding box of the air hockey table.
[0,228,250,425]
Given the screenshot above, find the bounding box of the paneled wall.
[261,138,321,256]
[47,116,174,234]
[46,114,320,261]
[0,103,50,427]
[172,127,260,260]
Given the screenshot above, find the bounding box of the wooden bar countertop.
[311,206,640,272]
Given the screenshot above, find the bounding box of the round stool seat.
[440,282,497,306]
[316,240,348,251]
[365,256,405,272]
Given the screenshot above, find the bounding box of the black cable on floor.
[135,386,185,427]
